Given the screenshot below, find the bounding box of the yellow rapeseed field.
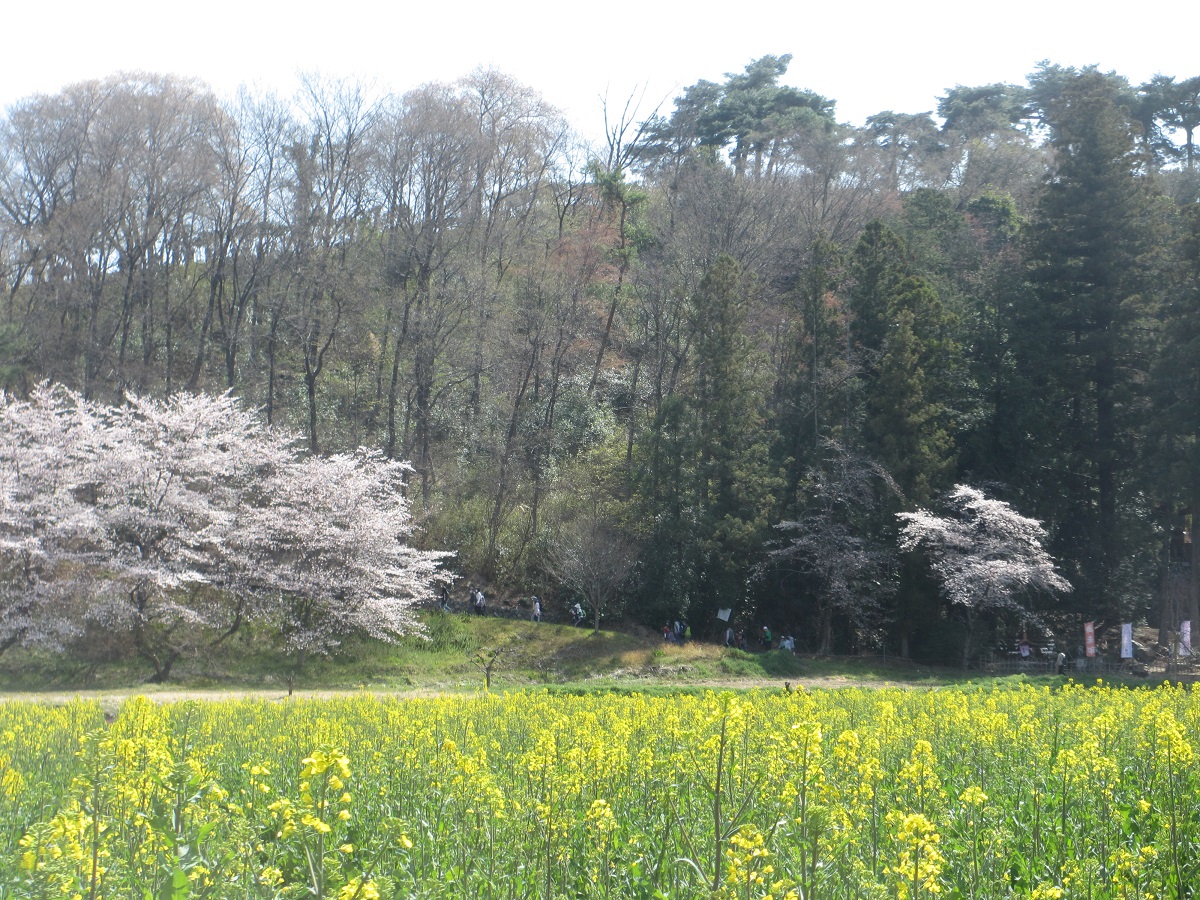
[0,682,1196,899]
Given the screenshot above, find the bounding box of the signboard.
[1084,622,1096,658]
[1182,620,1192,657]
[1120,623,1133,659]
[716,608,732,622]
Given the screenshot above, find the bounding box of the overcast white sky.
[4,0,1198,145]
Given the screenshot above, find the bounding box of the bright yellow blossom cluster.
[0,682,1195,898]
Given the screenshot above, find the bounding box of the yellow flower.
[585,799,618,837]
[301,813,331,834]
[336,877,380,900]
[885,811,945,900]
[1030,884,1064,900]
[959,785,988,806]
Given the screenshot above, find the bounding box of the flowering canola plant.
[0,682,1197,899]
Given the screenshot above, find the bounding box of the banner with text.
[1182,620,1192,657]
[1085,622,1096,657]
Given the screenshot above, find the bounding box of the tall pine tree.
[849,221,958,506]
[1150,203,1200,638]
[1020,71,1168,626]
[633,256,779,630]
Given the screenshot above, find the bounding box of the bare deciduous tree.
[548,509,637,633]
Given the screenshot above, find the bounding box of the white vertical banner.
[1181,620,1192,657]
[1120,623,1133,659]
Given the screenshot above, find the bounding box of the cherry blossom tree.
[0,384,451,679]
[245,448,450,661]
[82,390,297,680]
[767,443,899,653]
[897,484,1072,667]
[0,384,97,655]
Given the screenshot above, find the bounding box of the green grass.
[2,611,1173,696]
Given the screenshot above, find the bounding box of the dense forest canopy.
[3,56,1200,667]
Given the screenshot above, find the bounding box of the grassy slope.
[0,610,985,696]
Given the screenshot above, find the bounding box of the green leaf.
[159,866,190,900]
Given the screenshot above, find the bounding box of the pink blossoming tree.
[897,484,1072,667]
[0,384,451,680]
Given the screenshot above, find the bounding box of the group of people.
[722,624,796,653]
[445,584,569,624]
[663,620,691,643]
[469,587,487,615]
[433,577,607,629]
[450,588,803,650]
[1017,633,1069,674]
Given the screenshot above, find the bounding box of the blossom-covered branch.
[0,384,452,678]
[897,484,1071,665]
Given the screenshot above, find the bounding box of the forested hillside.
[3,57,1200,663]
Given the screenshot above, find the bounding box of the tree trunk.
[818,607,833,655]
[485,346,537,574]
[145,649,181,684]
[413,346,434,501]
[385,296,413,459]
[1190,469,1200,633]
[961,609,975,670]
[305,368,320,455]
[188,259,222,391]
[1159,531,1173,650]
[266,305,281,425]
[588,200,631,394]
